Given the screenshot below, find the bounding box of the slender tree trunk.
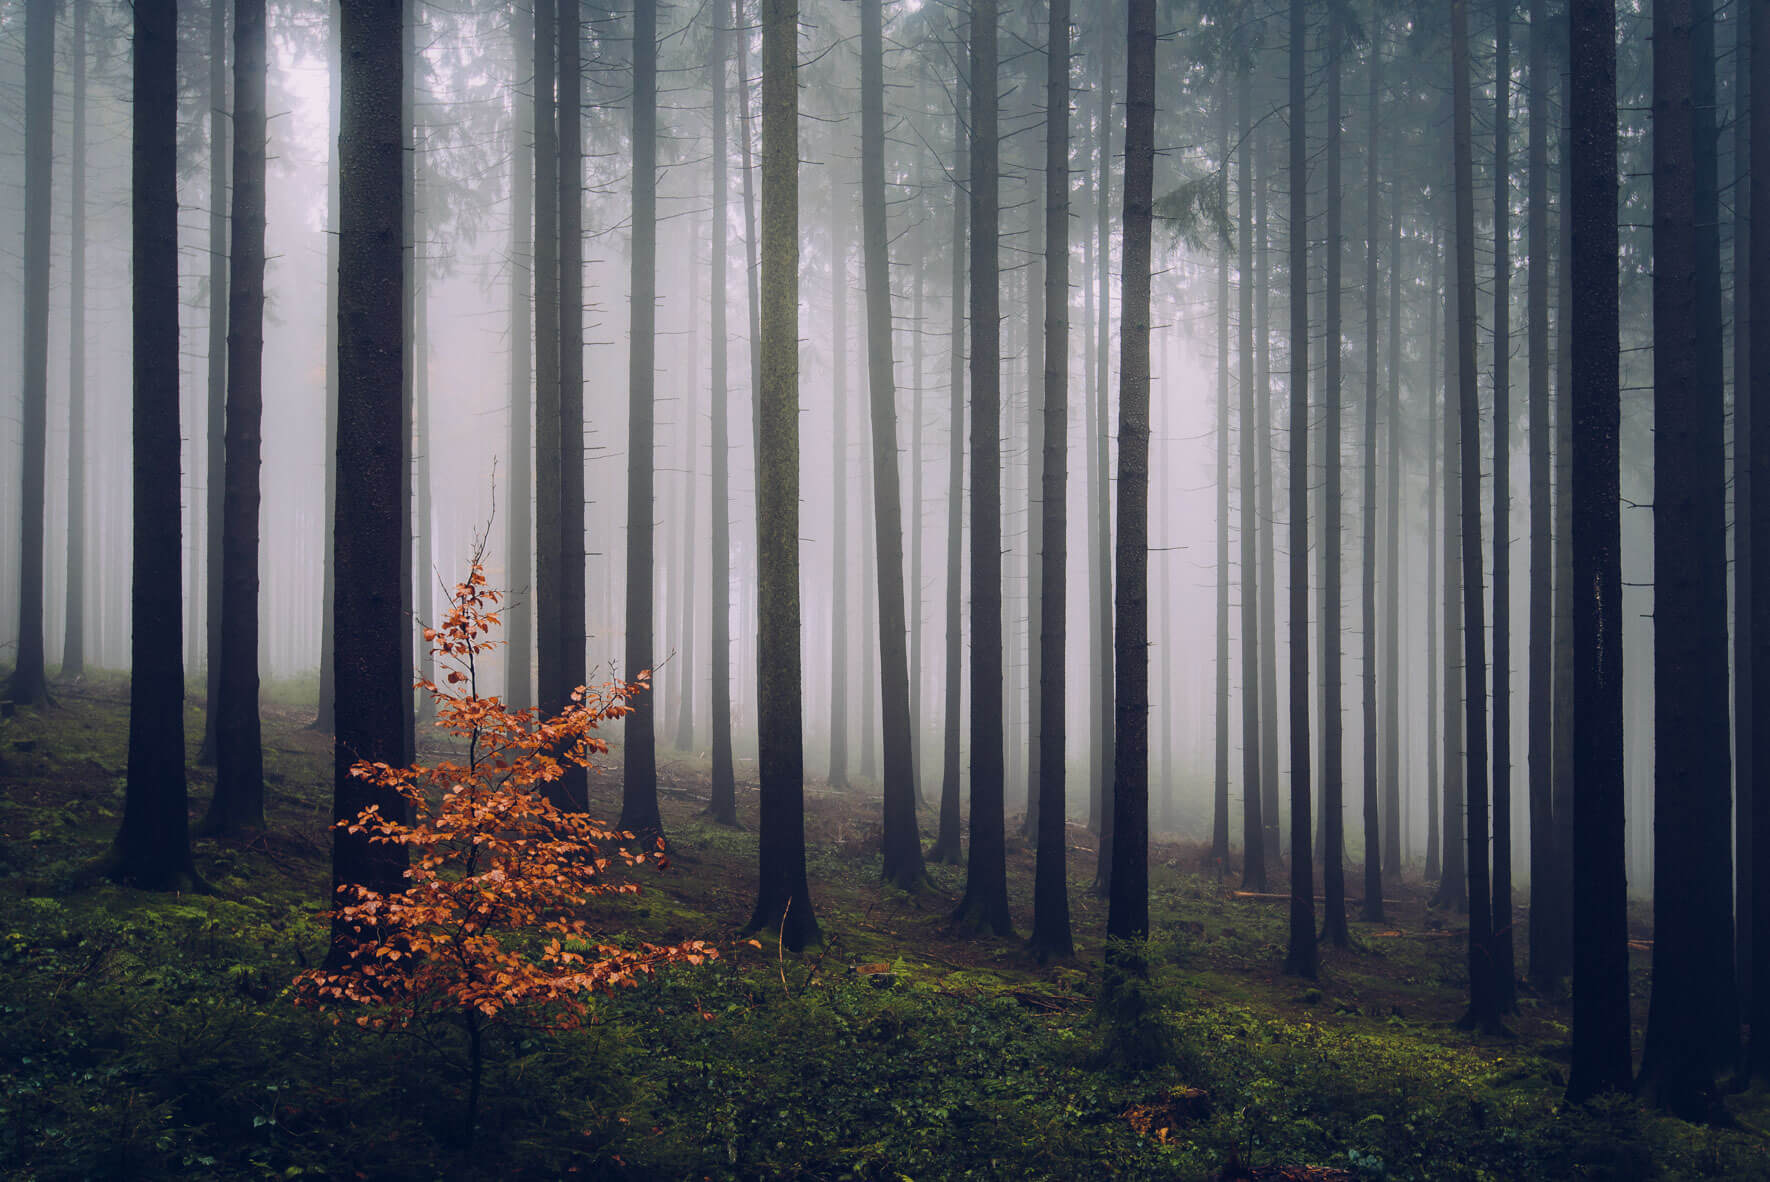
[1565,0,1632,1103]
[1638,0,1738,1115]
[1256,118,1282,858]
[1030,0,1073,960]
[623,0,664,839]
[859,0,925,887]
[1382,108,1403,876]
[1426,227,1442,885]
[953,0,1011,937]
[505,0,533,710]
[1490,0,1516,1010]
[1435,181,1469,914]
[197,0,229,759]
[314,0,341,732]
[414,173,435,732]
[1748,0,1770,1088]
[674,224,700,753]
[398,0,416,766]
[1240,55,1266,892]
[61,0,89,680]
[1213,82,1232,872]
[557,0,588,808]
[746,0,821,951]
[911,128,927,805]
[113,0,195,890]
[1283,0,1317,981]
[1735,0,1754,1014]
[707,0,739,825]
[1551,49,1578,977]
[1360,32,1382,921]
[829,210,851,787]
[931,22,967,867]
[1092,14,1118,894]
[533,0,561,741]
[1320,6,1349,949]
[206,0,269,834]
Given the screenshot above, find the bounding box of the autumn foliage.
[294,552,714,1136]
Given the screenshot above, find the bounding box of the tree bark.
[829,208,851,787]
[61,0,89,681]
[1490,0,1516,1011]
[707,0,739,825]
[557,0,588,810]
[505,0,533,710]
[1091,10,1118,893]
[197,0,229,760]
[1213,80,1232,873]
[1256,116,1282,859]
[1320,5,1349,950]
[1239,52,1266,893]
[314,0,341,732]
[533,0,562,743]
[1360,29,1382,922]
[1748,0,1770,1088]
[1425,226,1442,885]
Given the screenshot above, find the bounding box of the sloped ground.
[1,684,1765,1180]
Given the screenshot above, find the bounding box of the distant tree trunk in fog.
[1525,0,1563,990]
[623,0,664,839]
[198,0,229,760]
[113,0,195,891]
[556,0,588,809]
[1489,0,1515,1009]
[398,1,417,766]
[1030,0,1073,961]
[1238,55,1266,893]
[205,0,269,835]
[1735,0,1754,1016]
[1283,0,1317,981]
[314,1,342,732]
[931,37,967,867]
[1550,53,1577,978]
[673,230,699,752]
[707,0,738,826]
[325,0,408,952]
[1212,86,1231,872]
[861,450,878,782]
[859,0,925,887]
[911,163,927,807]
[1359,35,1382,922]
[747,0,820,952]
[414,183,435,732]
[829,213,852,788]
[1381,109,1403,877]
[1255,122,1281,859]
[1639,0,1738,1115]
[738,0,762,540]
[953,0,1011,938]
[1434,186,1468,913]
[1425,229,1442,884]
[1025,212,1045,842]
[1107,0,1155,946]
[533,0,562,755]
[60,0,89,680]
[505,0,533,711]
[1565,0,1630,1103]
[1450,0,1499,1035]
[1320,5,1349,951]
[1749,0,1770,1088]
[1091,16,1118,891]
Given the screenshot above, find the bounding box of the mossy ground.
[2,682,1767,1179]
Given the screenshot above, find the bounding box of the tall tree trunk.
[1490,0,1516,1011]
[1256,117,1282,859]
[1435,181,1469,914]
[707,0,739,825]
[1320,5,1349,949]
[910,117,927,805]
[557,0,588,808]
[1239,54,1266,892]
[674,224,700,753]
[623,0,664,839]
[1213,82,1232,872]
[1025,195,1045,841]
[1526,0,1565,990]
[113,0,195,889]
[61,0,89,680]
[931,15,967,867]
[1565,0,1632,1103]
[1735,0,1754,1015]
[196,0,229,757]
[398,0,416,766]
[533,0,562,745]
[414,173,434,731]
[1451,0,1500,1034]
[1381,105,1403,875]
[1107,0,1154,946]
[829,210,851,787]
[1030,0,1073,960]
[1426,226,1442,885]
[953,0,1011,937]
[1283,0,1317,981]
[1748,0,1770,1088]
[1091,12,1118,892]
[859,0,925,887]
[314,0,341,731]
[1551,40,1578,984]
[746,0,820,951]
[505,0,533,710]
[1638,0,1739,1116]
[206,0,268,834]
[1360,31,1382,921]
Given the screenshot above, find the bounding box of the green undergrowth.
[2,688,1767,1179]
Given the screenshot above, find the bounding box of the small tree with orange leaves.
[294,546,715,1144]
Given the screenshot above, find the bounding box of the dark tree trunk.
[1550,49,1578,981]
[533,0,562,740]
[953,0,1011,937]
[1435,175,1469,914]
[198,0,229,762]
[829,211,851,788]
[1256,118,1282,859]
[1490,0,1516,1012]
[414,180,434,732]
[623,0,664,839]
[1359,29,1382,921]
[1749,0,1770,1088]
[910,109,928,806]
[1030,0,1073,961]
[1425,228,1442,885]
[1565,0,1632,1104]
[327,0,409,957]
[707,0,738,826]
[1239,54,1266,892]
[205,0,268,834]
[931,36,966,867]
[1735,0,1754,1016]
[1320,6,1349,950]
[398,0,416,766]
[1283,0,1317,981]
[557,0,588,810]
[1638,0,1739,1116]
[60,0,89,680]
[1091,15,1118,892]
[1451,0,1500,1035]
[314,1,342,732]
[859,0,925,888]
[674,229,700,755]
[505,0,533,710]
[112,0,195,891]
[1381,104,1403,876]
[738,0,761,562]
[1526,0,1566,991]
[746,0,820,951]
[1213,83,1232,874]
[1107,0,1155,946]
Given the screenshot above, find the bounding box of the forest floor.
[2,679,1768,1180]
